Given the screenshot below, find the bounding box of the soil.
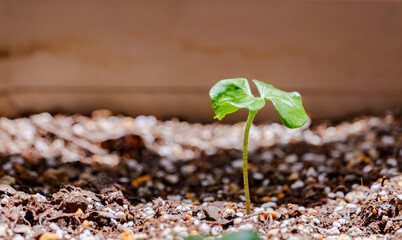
[0,108,401,240]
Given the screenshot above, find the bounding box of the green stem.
[243,111,257,215]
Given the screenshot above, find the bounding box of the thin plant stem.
[243,111,257,215]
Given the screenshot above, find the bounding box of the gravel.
[0,108,400,239]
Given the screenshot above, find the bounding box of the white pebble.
[173,225,187,234]
[165,175,179,184]
[370,182,381,191]
[306,167,318,177]
[238,223,254,231]
[333,221,341,228]
[291,180,304,189]
[231,159,243,168]
[386,158,398,167]
[181,165,196,175]
[254,207,264,213]
[285,154,298,163]
[199,223,210,235]
[253,172,264,180]
[338,219,346,225]
[1,198,9,205]
[35,193,46,203]
[197,211,206,219]
[261,202,277,209]
[222,208,236,218]
[79,230,96,240]
[327,227,340,235]
[381,136,395,145]
[12,235,24,240]
[115,212,125,219]
[327,192,336,199]
[236,212,244,217]
[211,225,222,235]
[233,218,242,225]
[336,191,345,198]
[133,233,148,239]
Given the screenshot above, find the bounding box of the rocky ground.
[0,108,401,240]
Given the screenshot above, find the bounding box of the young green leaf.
[252,80,308,128]
[209,78,308,215]
[209,78,265,120]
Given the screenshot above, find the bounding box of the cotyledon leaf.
[209,78,265,120]
[252,79,308,128]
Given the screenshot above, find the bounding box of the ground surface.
[0,108,401,240]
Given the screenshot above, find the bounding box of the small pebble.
[327,192,336,199]
[199,223,210,235]
[327,227,340,235]
[238,223,254,231]
[233,218,242,225]
[345,191,366,204]
[291,180,304,189]
[335,191,345,198]
[386,158,398,167]
[12,235,25,240]
[35,194,47,203]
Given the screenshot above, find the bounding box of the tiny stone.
[285,154,298,163]
[35,193,47,203]
[327,192,336,199]
[211,225,222,235]
[261,202,277,209]
[254,207,264,213]
[238,223,254,231]
[333,221,341,228]
[197,211,206,219]
[0,197,9,205]
[291,180,304,189]
[253,172,264,180]
[12,235,24,240]
[312,218,320,225]
[203,196,215,202]
[166,175,179,184]
[336,191,345,198]
[306,167,318,177]
[133,233,148,239]
[231,159,243,168]
[338,219,346,225]
[115,212,125,219]
[327,227,340,235]
[233,218,242,225]
[387,158,397,167]
[336,234,352,240]
[370,182,381,191]
[378,191,387,196]
[173,225,187,234]
[362,165,372,173]
[222,208,236,219]
[181,165,196,175]
[381,136,395,145]
[79,230,96,240]
[334,206,343,212]
[199,223,210,235]
[236,212,244,217]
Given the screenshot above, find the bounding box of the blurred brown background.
[0,0,401,123]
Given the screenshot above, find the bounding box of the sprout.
[210,78,308,214]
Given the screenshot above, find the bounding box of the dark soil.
[0,108,401,239]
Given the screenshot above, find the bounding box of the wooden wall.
[0,0,401,122]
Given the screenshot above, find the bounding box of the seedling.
[209,78,308,214]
